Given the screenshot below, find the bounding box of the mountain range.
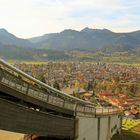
[0,27,140,62]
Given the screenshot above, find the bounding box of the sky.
[0,0,140,38]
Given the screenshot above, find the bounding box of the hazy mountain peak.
[81,27,93,32]
[61,29,78,33]
[102,28,112,33]
[0,28,33,47]
[0,28,6,30]
[0,28,10,34]
[81,27,112,33]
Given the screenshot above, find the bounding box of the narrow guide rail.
[0,59,121,116]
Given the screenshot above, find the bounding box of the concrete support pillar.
[75,113,122,140]
[75,114,98,140]
[107,116,111,140]
[119,115,122,134]
[74,118,79,140]
[97,117,100,140]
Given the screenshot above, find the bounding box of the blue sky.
[0,0,140,38]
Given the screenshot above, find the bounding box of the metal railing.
[0,59,121,116]
[95,106,121,115]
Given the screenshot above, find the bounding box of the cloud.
[0,0,140,38]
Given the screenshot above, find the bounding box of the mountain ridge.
[29,27,140,50]
[0,28,33,47]
[0,27,140,62]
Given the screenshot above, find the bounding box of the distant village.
[14,62,140,119]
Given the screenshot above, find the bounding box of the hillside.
[112,130,140,140]
[0,29,33,47]
[29,27,140,51]
[0,27,140,62]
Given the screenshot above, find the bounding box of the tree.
[130,84,138,95]
[53,80,60,90]
[87,81,93,91]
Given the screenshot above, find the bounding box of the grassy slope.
[112,123,140,140]
[66,50,140,63]
[112,130,140,140]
